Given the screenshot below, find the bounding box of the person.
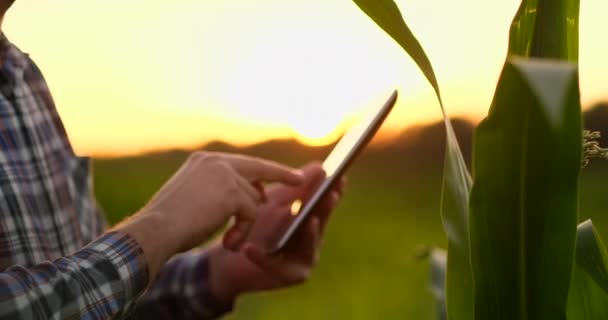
[0,1,345,319]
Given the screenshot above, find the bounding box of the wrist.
[115,210,177,282]
[208,245,241,305]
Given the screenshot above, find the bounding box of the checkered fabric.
[0,34,231,319]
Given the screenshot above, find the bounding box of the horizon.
[92,103,608,159]
[4,0,607,157]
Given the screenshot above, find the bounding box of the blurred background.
[91,111,608,320]
[3,0,607,318]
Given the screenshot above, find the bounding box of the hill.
[95,102,608,178]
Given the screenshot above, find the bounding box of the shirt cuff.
[84,232,149,311]
[194,253,235,317]
[136,250,234,319]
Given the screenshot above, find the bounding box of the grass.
[93,147,608,319]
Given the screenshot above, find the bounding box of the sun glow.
[3,0,607,156]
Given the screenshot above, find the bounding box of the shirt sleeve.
[0,232,148,320]
[131,250,234,320]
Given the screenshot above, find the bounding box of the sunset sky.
[4,0,607,156]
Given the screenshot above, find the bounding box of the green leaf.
[469,59,582,320]
[508,0,580,61]
[352,0,441,105]
[430,249,448,320]
[567,220,608,319]
[439,117,474,320]
[439,119,476,318]
[508,0,539,57]
[352,2,474,319]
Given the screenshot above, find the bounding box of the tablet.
[269,90,398,254]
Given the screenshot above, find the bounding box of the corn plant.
[352,0,608,319]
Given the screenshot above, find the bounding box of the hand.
[208,163,346,303]
[117,152,303,281]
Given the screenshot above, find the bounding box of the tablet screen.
[323,92,397,177]
[271,90,398,253]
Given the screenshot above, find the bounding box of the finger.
[222,224,242,251]
[223,217,254,251]
[264,163,326,206]
[312,191,340,233]
[281,166,326,216]
[299,162,326,184]
[222,154,304,185]
[234,174,263,204]
[310,217,322,263]
[288,216,322,265]
[259,166,332,243]
[252,181,267,202]
[299,166,327,203]
[272,175,340,246]
[265,184,299,206]
[336,176,347,196]
[251,163,330,250]
[244,244,311,285]
[269,162,326,202]
[223,191,259,251]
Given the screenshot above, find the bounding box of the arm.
[128,164,344,320]
[131,250,232,320]
[0,152,302,320]
[0,232,147,320]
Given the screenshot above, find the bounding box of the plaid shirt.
[0,34,231,319]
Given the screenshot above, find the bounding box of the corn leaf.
[567,220,608,319]
[438,120,473,320]
[507,2,608,318]
[352,1,474,319]
[352,0,440,104]
[508,0,580,61]
[508,0,539,57]
[469,59,582,320]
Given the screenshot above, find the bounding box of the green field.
[93,139,608,319]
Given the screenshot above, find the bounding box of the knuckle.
[202,156,232,176]
[190,151,208,161]
[200,153,221,165]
